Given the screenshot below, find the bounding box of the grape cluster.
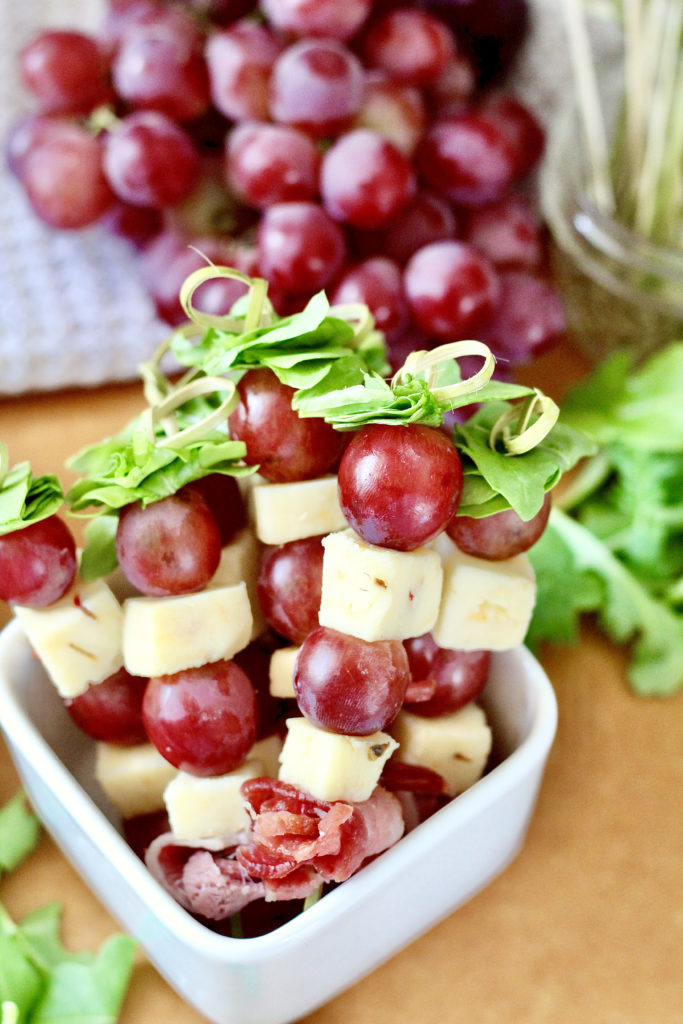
[8,0,565,369]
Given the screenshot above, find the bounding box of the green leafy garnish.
[0,447,64,537]
[454,403,597,520]
[528,508,683,696]
[528,342,683,695]
[0,793,136,1024]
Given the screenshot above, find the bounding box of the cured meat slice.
[237,778,404,883]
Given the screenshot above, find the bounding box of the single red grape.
[361,8,454,87]
[103,111,200,208]
[269,38,364,137]
[0,516,76,607]
[111,10,210,122]
[330,256,408,340]
[353,72,426,155]
[260,0,372,40]
[257,201,347,295]
[19,122,115,229]
[294,625,410,734]
[417,112,519,208]
[379,191,457,266]
[447,492,552,560]
[187,473,247,546]
[64,666,148,745]
[478,92,545,177]
[143,659,257,776]
[228,367,345,482]
[115,488,221,596]
[320,129,416,230]
[338,422,463,551]
[257,535,324,644]
[403,634,490,716]
[403,240,500,340]
[19,30,112,115]
[479,270,566,364]
[463,194,543,270]
[224,122,321,210]
[205,20,283,122]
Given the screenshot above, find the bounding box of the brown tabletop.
[1,342,682,1024]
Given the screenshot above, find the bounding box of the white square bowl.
[0,619,557,1024]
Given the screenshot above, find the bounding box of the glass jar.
[540,104,683,363]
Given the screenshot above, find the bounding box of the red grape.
[293,625,410,734]
[353,72,426,155]
[260,0,372,40]
[111,10,210,122]
[463,194,543,269]
[403,634,490,716]
[330,256,408,340]
[115,488,222,596]
[64,666,148,745]
[361,8,454,87]
[320,128,416,230]
[6,113,72,178]
[477,92,545,177]
[224,122,321,210]
[428,52,477,118]
[338,422,463,551]
[257,535,324,644]
[403,240,500,340]
[257,201,347,295]
[447,492,552,560]
[417,111,519,208]
[103,111,200,208]
[102,200,163,248]
[19,122,115,229]
[479,270,566,365]
[19,30,111,115]
[143,659,257,775]
[269,38,364,137]
[0,516,76,608]
[379,191,457,265]
[187,473,247,546]
[205,20,283,122]
[228,367,345,482]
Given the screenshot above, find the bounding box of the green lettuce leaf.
[0,794,40,876]
[454,404,597,520]
[0,461,64,537]
[560,342,683,451]
[528,508,683,695]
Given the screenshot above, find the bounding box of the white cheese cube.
[318,528,443,642]
[210,526,267,639]
[268,645,299,698]
[14,579,123,698]
[278,716,398,803]
[250,475,347,545]
[164,763,262,842]
[95,741,177,818]
[433,546,536,651]
[122,583,252,678]
[390,703,492,796]
[247,733,283,778]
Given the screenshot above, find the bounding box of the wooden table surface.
[1,343,682,1024]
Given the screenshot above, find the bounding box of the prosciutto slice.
[237,778,405,884]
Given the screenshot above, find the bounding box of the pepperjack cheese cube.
[432,546,536,651]
[250,475,347,545]
[14,579,123,698]
[164,762,263,843]
[95,741,177,818]
[122,582,252,678]
[278,716,398,803]
[210,526,267,639]
[318,528,443,642]
[390,703,492,797]
[268,645,299,698]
